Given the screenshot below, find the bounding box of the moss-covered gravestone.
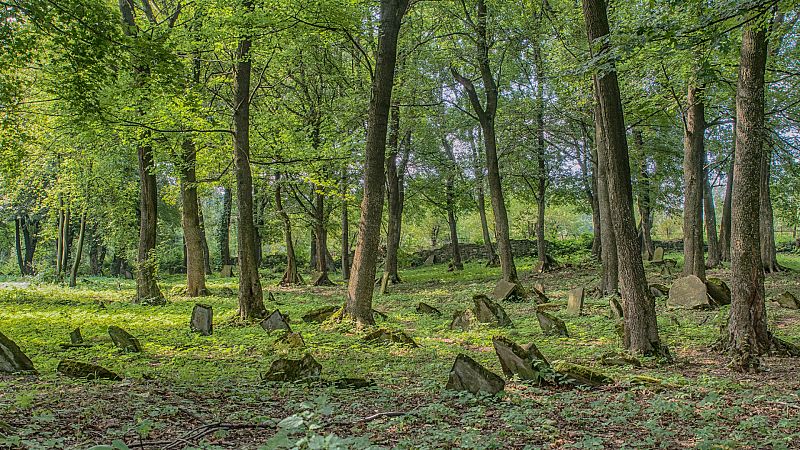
[363,329,418,347]
[536,311,568,337]
[445,354,505,395]
[450,309,475,331]
[220,264,235,277]
[566,287,584,315]
[276,332,306,348]
[473,295,513,327]
[0,331,35,373]
[492,336,549,383]
[667,275,710,309]
[264,354,322,382]
[302,306,339,323]
[651,247,664,263]
[492,280,522,302]
[190,304,213,336]
[552,360,612,387]
[70,328,83,344]
[108,326,141,352]
[57,360,122,381]
[608,297,624,320]
[705,278,731,307]
[261,310,292,333]
[416,302,442,316]
[649,283,669,298]
[773,292,800,310]
[531,287,550,305]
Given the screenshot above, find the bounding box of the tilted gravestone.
[276,331,305,348]
[536,311,569,337]
[667,275,710,309]
[473,295,513,327]
[649,283,669,298]
[608,297,624,320]
[190,304,213,336]
[492,280,522,302]
[379,272,390,295]
[533,283,545,294]
[552,360,612,387]
[445,354,505,395]
[492,336,549,382]
[416,302,442,316]
[705,278,731,306]
[0,331,35,373]
[567,287,585,315]
[450,309,475,331]
[57,360,122,381]
[651,247,664,263]
[261,310,292,333]
[773,292,800,310]
[302,306,339,323]
[220,264,235,277]
[70,328,83,344]
[363,328,418,347]
[108,326,142,352]
[263,353,322,382]
[531,287,550,304]
[424,254,436,266]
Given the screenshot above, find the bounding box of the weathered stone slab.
[567,287,585,315]
[773,292,800,310]
[302,306,339,323]
[363,329,418,347]
[108,326,142,352]
[531,287,550,304]
[0,331,35,373]
[70,328,83,344]
[264,354,322,382]
[533,283,545,294]
[416,302,442,316]
[424,254,436,266]
[520,342,549,365]
[473,295,513,327]
[651,247,664,263]
[379,272,390,295]
[220,264,235,277]
[445,354,505,395]
[533,261,546,274]
[330,377,376,389]
[492,336,549,382]
[608,297,624,320]
[552,360,612,387]
[536,311,569,337]
[261,310,292,333]
[57,360,121,381]
[492,280,522,302]
[667,275,710,309]
[190,304,213,336]
[649,283,669,298]
[450,309,475,331]
[276,331,305,348]
[705,278,731,306]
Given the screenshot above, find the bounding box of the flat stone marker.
[0,331,35,373]
[302,306,339,323]
[536,311,569,337]
[705,278,731,306]
[416,302,442,316]
[773,292,800,310]
[667,275,710,309]
[450,309,475,331]
[276,332,305,348]
[567,287,585,315]
[363,328,418,347]
[190,304,213,336]
[552,360,612,387]
[651,247,664,263]
[264,354,321,382]
[220,264,235,277]
[649,283,669,298]
[261,310,292,333]
[108,326,141,352]
[473,295,513,327]
[57,360,122,381]
[70,328,83,344]
[492,280,522,302]
[608,297,624,320]
[492,336,549,382]
[445,354,505,395]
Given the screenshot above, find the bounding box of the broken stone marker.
[521,342,550,365]
[773,292,800,310]
[330,377,376,389]
[567,287,585,315]
[492,280,522,302]
[533,282,545,294]
[57,360,122,381]
[220,264,235,278]
[190,304,213,336]
[302,306,339,323]
[649,283,669,298]
[608,297,624,320]
[531,287,550,304]
[473,295,513,327]
[424,254,436,266]
[445,354,505,395]
[651,247,664,263]
[363,328,418,347]
[276,331,305,348]
[536,311,569,337]
[667,275,710,309]
[0,331,35,373]
[598,351,642,368]
[705,278,731,307]
[450,309,475,331]
[261,310,292,333]
[263,353,322,382]
[108,326,142,352]
[492,336,549,382]
[70,328,83,344]
[552,360,612,387]
[416,302,442,316]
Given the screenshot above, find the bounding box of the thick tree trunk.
[584,0,664,356]
[345,0,409,326]
[728,20,770,371]
[588,140,602,260]
[180,139,208,297]
[760,147,780,272]
[198,204,212,275]
[275,174,303,286]
[384,101,403,284]
[719,156,733,261]
[470,129,498,265]
[232,24,266,320]
[532,41,548,268]
[704,168,721,268]
[340,172,350,281]
[595,105,618,295]
[219,187,232,268]
[313,190,333,285]
[443,137,463,270]
[69,213,86,288]
[682,84,706,280]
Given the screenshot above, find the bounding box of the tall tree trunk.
[56,206,63,276]
[384,101,403,284]
[198,203,212,275]
[634,129,654,260]
[443,137,463,270]
[22,219,37,275]
[584,0,665,356]
[470,128,498,266]
[719,155,733,261]
[345,0,409,326]
[180,139,208,296]
[340,172,350,281]
[704,167,721,268]
[219,187,233,268]
[532,40,548,268]
[275,174,303,286]
[61,208,71,276]
[313,189,333,285]
[728,19,771,371]
[760,147,780,272]
[451,0,516,282]
[232,20,266,320]
[595,105,618,295]
[682,84,706,280]
[584,126,602,260]
[15,217,25,275]
[69,213,87,288]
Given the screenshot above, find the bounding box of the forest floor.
[1,253,800,449]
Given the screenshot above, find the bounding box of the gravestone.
[773,292,800,310]
[379,272,390,295]
[363,329,418,347]
[533,283,545,294]
[473,295,513,327]
[0,331,35,373]
[531,287,550,304]
[424,254,436,266]
[705,278,731,306]
[608,297,624,320]
[70,328,83,344]
[276,332,305,348]
[536,311,569,337]
[416,302,442,316]
[264,354,322,382]
[220,264,235,277]
[302,306,339,323]
[521,342,549,365]
[533,261,546,274]
[450,309,475,331]
[567,287,585,315]
[190,304,213,336]
[667,275,710,309]
[552,360,612,387]
[651,247,664,263]
[261,310,292,333]
[649,283,669,298]
[445,354,505,395]
[492,336,549,382]
[492,280,522,302]
[57,360,122,381]
[108,326,142,352]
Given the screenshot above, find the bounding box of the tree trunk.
[704,167,721,268]
[584,0,665,356]
[56,207,63,276]
[760,147,780,272]
[232,21,266,320]
[219,187,232,268]
[384,101,403,284]
[15,217,25,276]
[443,137,463,270]
[345,0,409,327]
[719,155,733,261]
[313,189,333,285]
[682,84,706,280]
[587,133,602,260]
[470,128,498,266]
[198,203,212,275]
[532,40,548,268]
[275,174,303,286]
[180,139,208,296]
[595,105,618,295]
[728,19,771,371]
[634,129,654,260]
[61,208,71,276]
[69,213,87,288]
[340,172,350,281]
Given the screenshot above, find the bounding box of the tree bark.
[341,171,350,281]
[759,146,780,272]
[197,203,212,275]
[275,174,303,286]
[595,104,618,295]
[180,139,208,296]
[61,208,71,277]
[219,187,232,268]
[69,213,87,288]
[312,188,333,285]
[232,17,266,320]
[682,84,706,280]
[345,0,409,326]
[384,101,403,283]
[704,166,721,268]
[532,39,548,268]
[14,217,25,275]
[634,129,654,260]
[470,128,498,265]
[584,0,664,356]
[443,137,463,270]
[719,155,733,261]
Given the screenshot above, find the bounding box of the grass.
[1,253,800,449]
